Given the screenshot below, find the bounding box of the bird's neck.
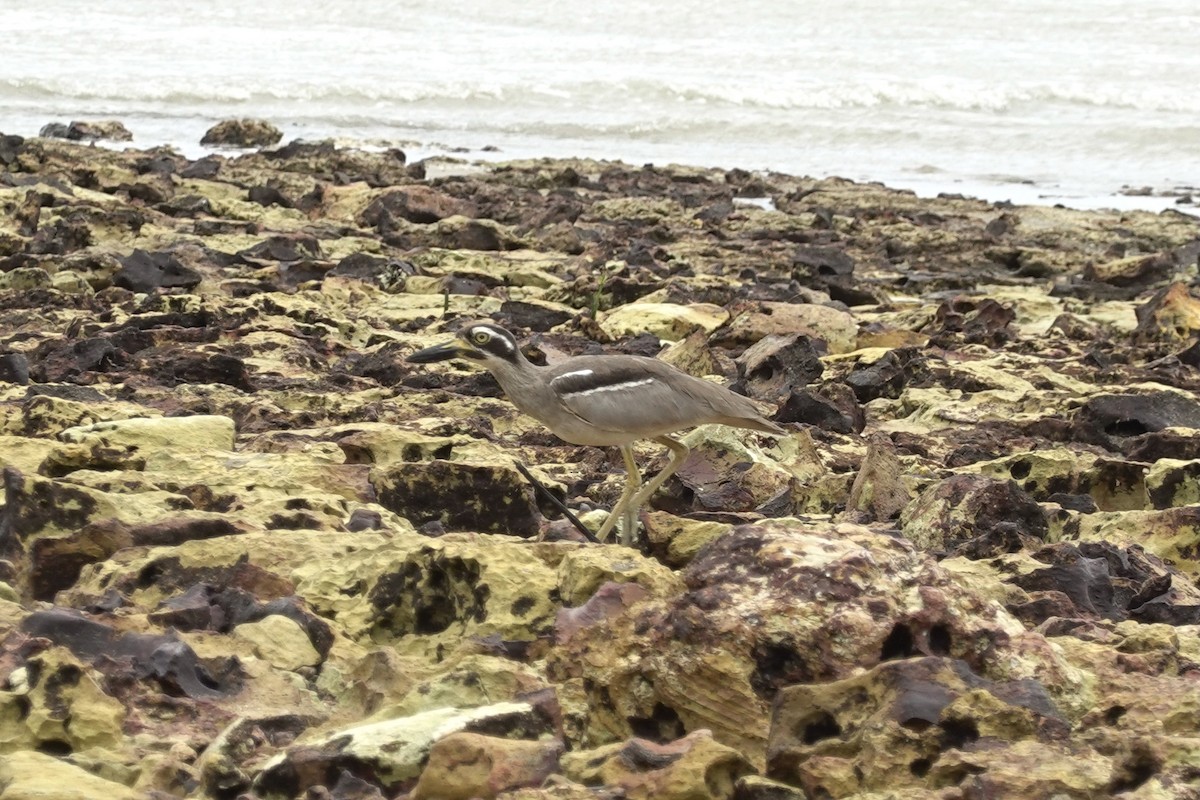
[487,354,551,415]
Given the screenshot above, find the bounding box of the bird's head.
[406,320,522,367]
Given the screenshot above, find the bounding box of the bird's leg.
[618,444,643,546]
[593,444,643,544]
[625,435,690,524]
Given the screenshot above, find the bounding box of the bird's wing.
[548,356,733,438]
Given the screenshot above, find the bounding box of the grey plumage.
[407,320,787,544]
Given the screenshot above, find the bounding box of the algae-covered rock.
[560,730,753,800]
[290,533,570,658]
[900,474,1049,555]
[372,459,543,536]
[410,732,564,800]
[58,414,236,455]
[255,702,552,797]
[717,301,858,354]
[233,613,323,670]
[0,749,144,800]
[555,545,682,606]
[597,302,729,341]
[201,118,283,147]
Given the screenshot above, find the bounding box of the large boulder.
[201,118,283,147]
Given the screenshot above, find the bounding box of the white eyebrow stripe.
[561,377,656,398]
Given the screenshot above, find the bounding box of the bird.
[407,320,787,545]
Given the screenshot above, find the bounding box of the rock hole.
[750,640,810,698]
[928,623,952,655]
[36,739,73,756]
[901,717,933,733]
[880,623,915,661]
[1009,459,1032,479]
[910,757,932,777]
[1104,705,1127,725]
[801,711,842,744]
[193,665,222,691]
[1107,743,1161,793]
[627,702,685,743]
[136,561,164,589]
[939,717,980,749]
[1106,419,1149,437]
[339,443,374,464]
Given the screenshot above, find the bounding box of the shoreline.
[5,113,1196,217]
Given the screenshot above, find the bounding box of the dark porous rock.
[734,333,824,402]
[844,348,923,403]
[359,185,477,227]
[38,122,70,138]
[499,299,574,332]
[1146,457,1200,510]
[26,212,93,254]
[114,249,203,292]
[15,188,43,235]
[1005,540,1200,627]
[1074,390,1200,449]
[773,383,864,434]
[668,437,795,516]
[197,715,313,798]
[28,336,123,382]
[66,119,134,141]
[928,297,1016,347]
[120,174,175,204]
[791,244,855,281]
[900,474,1048,556]
[40,120,133,141]
[158,193,215,217]
[236,233,323,264]
[328,251,393,281]
[372,460,542,536]
[25,516,246,601]
[248,184,295,208]
[179,154,223,179]
[0,352,30,384]
[344,341,411,384]
[200,118,283,148]
[1084,252,1176,288]
[21,607,242,698]
[150,582,333,656]
[0,132,25,165]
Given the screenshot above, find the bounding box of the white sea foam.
[2,0,1197,210]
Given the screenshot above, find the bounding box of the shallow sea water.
[3,0,1198,211]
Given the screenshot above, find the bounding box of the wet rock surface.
[0,133,1199,798]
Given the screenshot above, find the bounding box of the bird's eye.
[472,330,491,345]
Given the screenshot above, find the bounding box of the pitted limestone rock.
[547,520,1082,767]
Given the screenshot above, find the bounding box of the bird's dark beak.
[406,339,472,363]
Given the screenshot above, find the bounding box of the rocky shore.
[1,129,1199,799]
